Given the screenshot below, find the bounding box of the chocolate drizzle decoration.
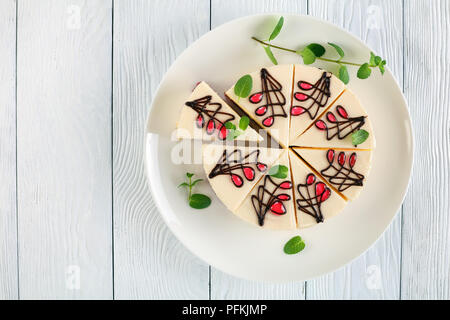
[291,71,331,120]
[185,95,235,140]
[251,175,292,226]
[296,173,331,223]
[321,149,364,192]
[315,105,366,140]
[208,149,268,188]
[248,68,287,127]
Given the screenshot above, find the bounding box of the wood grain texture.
[401,0,450,299]
[17,0,113,299]
[113,0,210,299]
[307,0,403,299]
[0,0,18,300]
[210,0,308,300]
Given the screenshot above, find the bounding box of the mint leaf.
[351,129,369,145]
[189,193,211,209]
[234,75,253,98]
[369,52,377,66]
[269,16,284,41]
[328,42,345,58]
[178,182,189,188]
[225,122,236,130]
[306,43,325,57]
[284,236,306,255]
[379,60,386,75]
[298,47,316,65]
[186,172,194,178]
[264,46,278,65]
[239,116,250,131]
[338,65,349,84]
[357,63,371,79]
[268,164,288,179]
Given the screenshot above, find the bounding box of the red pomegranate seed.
[218,125,227,140]
[327,149,335,163]
[255,106,267,115]
[262,116,274,127]
[300,82,313,90]
[277,194,290,201]
[336,105,348,119]
[291,106,305,116]
[231,174,243,187]
[349,153,357,168]
[306,173,316,185]
[280,181,292,189]
[315,120,327,130]
[294,93,308,101]
[243,167,255,180]
[196,115,204,128]
[206,119,215,134]
[316,182,326,196]
[327,112,337,123]
[250,93,263,103]
[257,163,267,172]
[338,152,346,166]
[321,188,331,202]
[270,201,286,215]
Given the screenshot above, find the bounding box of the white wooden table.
[0,0,448,300]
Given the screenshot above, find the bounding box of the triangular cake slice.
[225,65,294,148]
[288,149,347,228]
[292,89,375,149]
[177,81,263,142]
[293,147,372,201]
[289,65,346,144]
[203,144,283,212]
[233,150,296,230]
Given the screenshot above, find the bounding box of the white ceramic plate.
[145,14,413,282]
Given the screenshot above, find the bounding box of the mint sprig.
[178,173,211,209]
[234,74,253,100]
[251,16,387,84]
[225,116,250,140]
[284,236,306,255]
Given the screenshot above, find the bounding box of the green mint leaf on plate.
[264,46,278,65]
[328,42,345,58]
[298,47,316,65]
[186,172,194,178]
[351,129,369,146]
[189,193,211,209]
[284,236,306,255]
[379,60,386,75]
[268,16,284,41]
[239,116,250,131]
[338,65,350,84]
[178,182,189,188]
[306,43,326,57]
[225,122,236,130]
[357,63,371,79]
[268,164,288,179]
[234,74,253,98]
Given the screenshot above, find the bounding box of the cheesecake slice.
[293,147,372,201]
[177,81,263,142]
[288,149,347,228]
[233,150,297,230]
[203,144,283,212]
[289,65,345,144]
[225,65,294,148]
[292,89,375,149]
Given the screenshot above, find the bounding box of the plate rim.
[143,13,414,282]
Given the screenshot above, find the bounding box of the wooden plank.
[306,0,403,299]
[113,0,210,299]
[17,0,113,299]
[0,0,18,300]
[401,0,450,299]
[210,0,307,300]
